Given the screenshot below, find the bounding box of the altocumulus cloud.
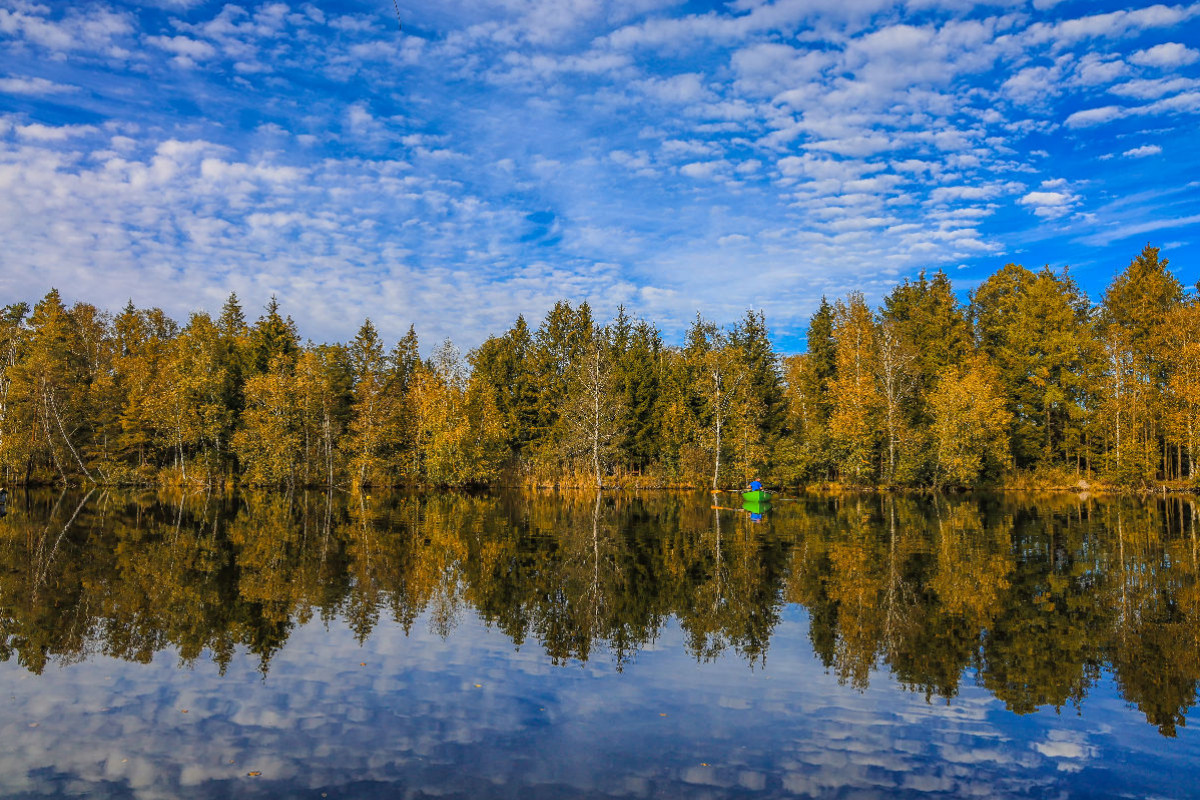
[1,0,1199,350]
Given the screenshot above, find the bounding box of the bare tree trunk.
[592,395,601,489]
[712,388,722,490]
[39,400,66,485]
[592,350,603,489]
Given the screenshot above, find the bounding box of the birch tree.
[562,338,625,488]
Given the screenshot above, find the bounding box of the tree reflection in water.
[0,489,1197,736]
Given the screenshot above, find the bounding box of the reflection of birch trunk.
[712,504,724,615]
[591,492,602,615]
[1117,509,1128,648]
[320,489,332,574]
[33,489,93,600]
[884,496,898,649]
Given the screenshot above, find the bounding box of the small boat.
[742,498,770,521]
[742,489,770,502]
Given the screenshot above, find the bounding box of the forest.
[0,244,1197,490]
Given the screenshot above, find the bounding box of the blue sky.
[2,0,1198,352]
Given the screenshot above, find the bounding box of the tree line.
[4,489,1198,735]
[1,243,1197,489]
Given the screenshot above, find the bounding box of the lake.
[1,489,1197,799]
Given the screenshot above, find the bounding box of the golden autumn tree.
[233,354,301,487]
[928,359,1011,487]
[1165,302,1200,480]
[293,345,351,487]
[829,293,880,484]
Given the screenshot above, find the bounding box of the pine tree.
[346,319,391,488]
[250,296,299,373]
[730,309,785,452]
[884,270,970,391]
[971,265,1093,470]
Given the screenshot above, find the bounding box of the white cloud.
[636,73,709,104]
[929,185,1000,203]
[1018,189,1078,218]
[1063,105,1124,127]
[1071,53,1127,86]
[0,75,75,94]
[1003,64,1065,104]
[3,0,1200,347]
[1140,89,1200,114]
[806,134,894,157]
[1026,4,1200,48]
[15,122,98,141]
[1129,41,1200,68]
[1122,144,1162,157]
[0,5,133,54]
[147,35,217,59]
[1109,76,1198,99]
[145,34,218,67]
[679,159,729,178]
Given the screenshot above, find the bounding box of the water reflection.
[1,490,1197,736]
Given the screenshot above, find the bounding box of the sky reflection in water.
[0,490,1197,799]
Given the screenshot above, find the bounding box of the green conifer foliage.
[971,265,1094,470]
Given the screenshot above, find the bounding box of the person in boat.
[748,478,763,492]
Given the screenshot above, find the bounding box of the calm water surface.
[1,490,1198,799]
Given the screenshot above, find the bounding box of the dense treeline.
[3,490,1198,735]
[1,244,1197,489]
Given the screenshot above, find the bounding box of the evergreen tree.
[346,319,391,487]
[730,309,785,446]
[971,265,1093,470]
[250,296,299,373]
[805,297,837,424]
[609,308,662,472]
[884,270,971,394]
